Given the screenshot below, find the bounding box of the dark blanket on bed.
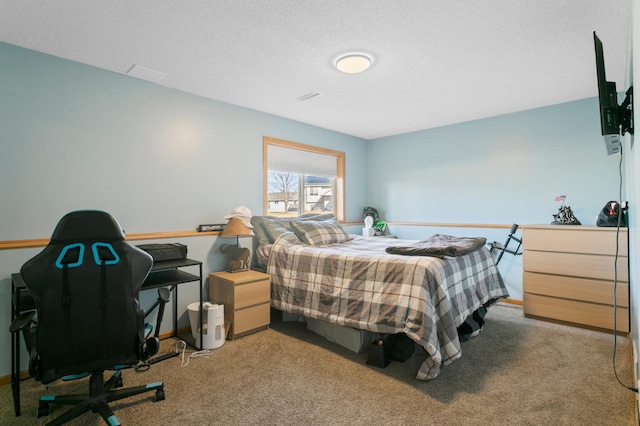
[385,234,487,258]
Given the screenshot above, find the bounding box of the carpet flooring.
[0,303,636,425]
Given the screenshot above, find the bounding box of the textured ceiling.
[0,0,631,139]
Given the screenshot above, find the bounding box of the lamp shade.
[220,217,255,238]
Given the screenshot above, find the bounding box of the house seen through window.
[263,136,345,221]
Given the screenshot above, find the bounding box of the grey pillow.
[251,214,337,245]
[250,216,272,246]
[289,219,352,245]
[263,219,292,242]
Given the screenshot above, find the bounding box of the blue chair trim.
[55,243,85,269]
[92,242,120,265]
[61,372,90,381]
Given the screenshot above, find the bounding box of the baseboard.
[0,370,28,387]
[500,298,523,306]
[159,326,191,340]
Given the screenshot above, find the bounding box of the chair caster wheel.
[36,404,51,418]
[154,389,165,402]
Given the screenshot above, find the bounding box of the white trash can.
[187,302,225,350]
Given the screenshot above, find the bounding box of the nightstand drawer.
[234,303,270,336]
[235,279,270,309]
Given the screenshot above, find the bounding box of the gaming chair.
[19,210,165,425]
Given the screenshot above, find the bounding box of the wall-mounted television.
[593,31,633,155]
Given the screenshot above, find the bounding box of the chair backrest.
[20,210,153,384]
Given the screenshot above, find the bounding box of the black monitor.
[593,31,633,155]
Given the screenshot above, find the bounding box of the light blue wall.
[367,98,625,300]
[0,42,368,237]
[367,98,622,225]
[0,42,369,379]
[2,38,636,383]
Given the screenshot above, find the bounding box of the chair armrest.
[9,311,35,333]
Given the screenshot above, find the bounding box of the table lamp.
[219,217,255,272]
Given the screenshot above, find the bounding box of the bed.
[251,214,509,380]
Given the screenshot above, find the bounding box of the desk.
[9,257,203,417]
[142,258,203,344]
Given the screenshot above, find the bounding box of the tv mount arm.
[620,85,633,135]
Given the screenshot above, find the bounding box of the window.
[263,136,345,221]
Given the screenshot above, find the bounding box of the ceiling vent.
[126,65,167,83]
[297,92,322,101]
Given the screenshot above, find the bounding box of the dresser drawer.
[524,293,628,332]
[524,226,627,256]
[523,250,628,282]
[523,271,628,307]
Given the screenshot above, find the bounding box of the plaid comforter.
[267,234,509,380]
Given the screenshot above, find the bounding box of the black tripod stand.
[490,223,523,265]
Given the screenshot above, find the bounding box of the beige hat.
[224,206,253,228]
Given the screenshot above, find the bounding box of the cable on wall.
[612,144,638,393]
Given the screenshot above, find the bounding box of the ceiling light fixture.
[335,53,373,74]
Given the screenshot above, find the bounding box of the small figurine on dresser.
[551,195,581,225]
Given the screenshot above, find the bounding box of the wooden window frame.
[263,136,345,222]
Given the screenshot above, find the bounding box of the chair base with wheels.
[37,370,164,426]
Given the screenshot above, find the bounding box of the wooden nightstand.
[209,270,271,339]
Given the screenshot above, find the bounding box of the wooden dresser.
[522,225,629,332]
